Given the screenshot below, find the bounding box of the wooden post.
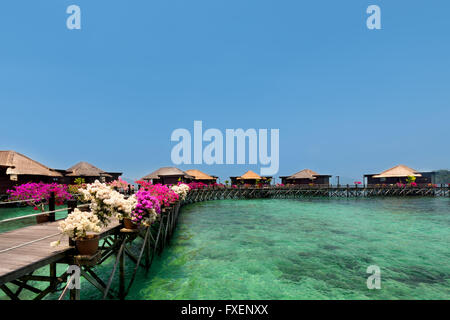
[67,199,78,246]
[50,262,57,292]
[346,184,349,198]
[145,234,150,270]
[70,287,80,300]
[48,192,55,222]
[119,249,125,300]
[67,199,77,214]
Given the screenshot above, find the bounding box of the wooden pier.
[184,185,450,203]
[0,202,182,300]
[0,219,120,300]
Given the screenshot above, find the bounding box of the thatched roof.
[0,151,62,177]
[237,170,262,180]
[288,169,319,180]
[185,169,216,180]
[373,165,422,178]
[66,162,112,177]
[141,167,193,180]
[286,169,331,180]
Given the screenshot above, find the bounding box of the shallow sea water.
[126,198,450,299]
[1,198,449,299]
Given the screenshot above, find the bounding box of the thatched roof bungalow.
[185,169,218,185]
[280,169,331,185]
[364,165,435,185]
[0,151,63,194]
[64,162,122,184]
[141,167,193,185]
[230,170,272,186]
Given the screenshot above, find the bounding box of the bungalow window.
[380,178,386,182]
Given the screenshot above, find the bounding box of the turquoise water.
[124,198,450,300]
[1,198,449,299]
[0,205,69,233]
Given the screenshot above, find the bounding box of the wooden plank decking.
[0,220,120,286]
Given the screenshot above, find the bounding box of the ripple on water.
[126,198,450,300]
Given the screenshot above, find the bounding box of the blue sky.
[0,1,449,183]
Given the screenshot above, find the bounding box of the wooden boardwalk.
[0,220,120,287]
[0,203,182,300]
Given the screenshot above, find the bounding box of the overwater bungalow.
[230,170,272,186]
[0,164,12,196]
[0,150,63,194]
[280,169,331,185]
[141,167,193,185]
[185,169,218,185]
[364,164,435,185]
[64,161,122,184]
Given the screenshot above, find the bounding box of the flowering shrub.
[77,180,187,227]
[213,183,226,188]
[187,182,208,190]
[50,208,102,247]
[59,208,101,238]
[109,177,129,190]
[136,180,153,189]
[171,184,190,200]
[185,182,226,190]
[7,183,72,211]
[131,189,161,226]
[66,178,86,199]
[106,193,137,221]
[79,180,135,226]
[67,183,87,196]
[143,184,179,207]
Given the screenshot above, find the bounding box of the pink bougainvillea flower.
[7,182,72,207]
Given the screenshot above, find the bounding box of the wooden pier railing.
[183,185,450,203]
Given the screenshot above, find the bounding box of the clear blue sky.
[0,1,449,184]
